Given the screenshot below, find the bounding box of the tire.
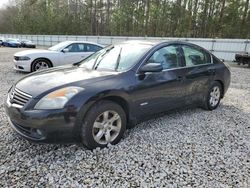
[203,81,222,111]
[81,100,127,149]
[31,59,51,72]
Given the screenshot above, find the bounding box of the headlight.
[34,87,84,110]
[18,56,31,61]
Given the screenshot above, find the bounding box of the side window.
[66,43,81,52]
[78,44,85,52]
[147,45,180,70]
[86,44,102,52]
[182,45,211,67]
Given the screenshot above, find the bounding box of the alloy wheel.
[209,86,221,107]
[34,61,49,71]
[92,110,122,145]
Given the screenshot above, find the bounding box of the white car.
[13,41,104,72]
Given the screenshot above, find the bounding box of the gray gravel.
[0,47,250,187]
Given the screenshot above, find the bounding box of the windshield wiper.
[93,46,114,70]
[115,48,122,71]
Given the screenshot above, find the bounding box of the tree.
[0,0,249,38]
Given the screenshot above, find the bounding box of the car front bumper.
[13,59,32,72]
[4,99,80,143]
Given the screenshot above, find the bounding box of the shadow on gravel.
[14,70,30,75]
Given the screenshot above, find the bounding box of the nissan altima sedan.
[5,41,231,149]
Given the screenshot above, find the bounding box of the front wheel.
[81,100,127,149]
[203,81,222,111]
[31,59,51,72]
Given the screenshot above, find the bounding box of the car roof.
[62,41,104,47]
[120,40,210,52]
[118,40,199,47]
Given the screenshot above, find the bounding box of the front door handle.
[207,68,216,75]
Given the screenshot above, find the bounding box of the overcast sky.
[0,0,10,8]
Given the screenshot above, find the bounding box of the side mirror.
[62,48,69,53]
[139,63,163,73]
[220,58,225,62]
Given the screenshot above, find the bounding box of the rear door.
[180,44,215,104]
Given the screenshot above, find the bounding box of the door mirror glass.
[62,48,69,53]
[140,63,163,73]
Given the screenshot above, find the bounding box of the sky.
[0,0,10,8]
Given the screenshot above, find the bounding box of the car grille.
[9,87,32,108]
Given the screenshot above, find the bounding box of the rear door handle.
[177,76,183,81]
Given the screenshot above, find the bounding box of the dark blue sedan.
[2,38,21,48]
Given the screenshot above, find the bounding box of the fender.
[73,89,137,134]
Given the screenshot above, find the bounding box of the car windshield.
[7,39,18,42]
[79,43,151,71]
[48,42,69,51]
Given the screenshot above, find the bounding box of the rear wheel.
[31,59,51,72]
[81,100,126,149]
[203,81,222,111]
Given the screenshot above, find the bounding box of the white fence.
[1,34,249,61]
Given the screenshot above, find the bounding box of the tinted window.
[182,45,211,67]
[212,55,221,64]
[78,44,85,52]
[147,45,180,70]
[66,43,102,53]
[86,44,102,52]
[67,43,81,52]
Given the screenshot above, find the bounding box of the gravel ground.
[0,47,249,187]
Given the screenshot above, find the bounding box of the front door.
[60,43,89,65]
[132,45,187,117]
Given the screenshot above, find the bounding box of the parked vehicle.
[235,52,250,67]
[2,38,21,48]
[5,41,231,149]
[20,40,36,48]
[0,37,4,46]
[13,41,104,72]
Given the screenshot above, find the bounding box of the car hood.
[15,66,118,98]
[14,49,57,56]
